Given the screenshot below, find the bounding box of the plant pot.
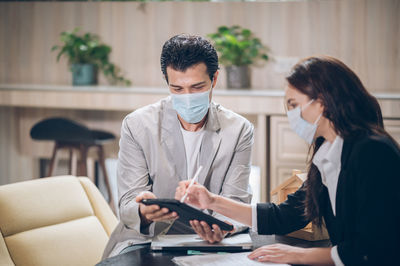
[226,65,251,89]
[71,64,98,86]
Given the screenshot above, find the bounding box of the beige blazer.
[103,97,254,258]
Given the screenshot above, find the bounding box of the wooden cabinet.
[384,119,400,143]
[269,116,400,196]
[269,115,309,193]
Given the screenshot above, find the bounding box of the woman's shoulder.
[350,133,400,162]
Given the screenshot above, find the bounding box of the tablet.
[141,198,234,231]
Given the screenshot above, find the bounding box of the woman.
[175,56,400,265]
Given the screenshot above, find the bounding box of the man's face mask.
[171,81,213,124]
[286,99,322,144]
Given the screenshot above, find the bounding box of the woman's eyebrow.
[287,98,295,104]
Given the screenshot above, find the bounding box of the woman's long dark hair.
[286,56,396,226]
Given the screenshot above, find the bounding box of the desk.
[96,234,331,266]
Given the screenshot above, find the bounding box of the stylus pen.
[180,165,203,203]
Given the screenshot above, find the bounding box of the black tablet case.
[141,199,234,231]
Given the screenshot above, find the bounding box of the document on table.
[172,252,289,266]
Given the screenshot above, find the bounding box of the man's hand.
[189,220,233,244]
[135,191,178,226]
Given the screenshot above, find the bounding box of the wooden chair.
[30,117,116,211]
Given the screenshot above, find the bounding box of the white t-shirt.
[180,126,205,179]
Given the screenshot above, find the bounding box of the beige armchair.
[0,176,118,266]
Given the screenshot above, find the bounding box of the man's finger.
[141,204,160,214]
[136,191,156,202]
[152,212,178,221]
[212,224,223,242]
[190,220,206,240]
[200,221,214,242]
[146,207,170,220]
[192,220,207,237]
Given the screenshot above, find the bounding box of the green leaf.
[52,27,131,85]
[208,25,270,67]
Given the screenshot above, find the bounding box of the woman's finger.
[256,253,284,263]
[248,247,275,259]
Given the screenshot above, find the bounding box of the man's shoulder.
[213,102,253,129]
[123,97,171,126]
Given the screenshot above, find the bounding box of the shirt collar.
[313,135,344,168]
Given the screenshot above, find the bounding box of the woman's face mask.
[171,81,213,124]
[286,99,322,144]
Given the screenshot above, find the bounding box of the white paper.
[172,252,289,266]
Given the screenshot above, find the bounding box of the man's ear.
[163,75,169,84]
[212,71,219,88]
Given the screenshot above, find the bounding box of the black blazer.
[257,134,400,265]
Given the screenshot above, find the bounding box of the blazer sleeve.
[257,184,310,235]
[215,120,254,232]
[336,138,400,265]
[117,115,172,237]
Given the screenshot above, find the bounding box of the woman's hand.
[175,180,191,201]
[175,181,215,209]
[248,244,306,264]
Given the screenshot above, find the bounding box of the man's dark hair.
[160,34,219,83]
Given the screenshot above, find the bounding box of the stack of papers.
[172,252,290,266]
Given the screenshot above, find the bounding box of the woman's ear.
[315,97,325,113]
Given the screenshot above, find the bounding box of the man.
[102,34,254,258]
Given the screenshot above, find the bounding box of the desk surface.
[96,234,331,266]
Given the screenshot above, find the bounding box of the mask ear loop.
[302,99,322,124]
[314,113,322,125]
[302,99,314,111]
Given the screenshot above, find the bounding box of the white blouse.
[252,136,344,266]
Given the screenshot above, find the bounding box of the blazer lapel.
[335,138,354,221]
[160,97,187,181]
[198,102,222,186]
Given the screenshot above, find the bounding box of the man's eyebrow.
[169,83,182,88]
[169,81,207,88]
[191,81,206,87]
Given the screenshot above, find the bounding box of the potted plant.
[208,25,270,89]
[52,28,131,86]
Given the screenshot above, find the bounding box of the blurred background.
[1,0,399,208]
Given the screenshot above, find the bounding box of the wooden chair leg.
[47,143,59,177]
[97,145,115,212]
[78,144,88,176]
[68,148,73,175]
[68,148,78,176]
